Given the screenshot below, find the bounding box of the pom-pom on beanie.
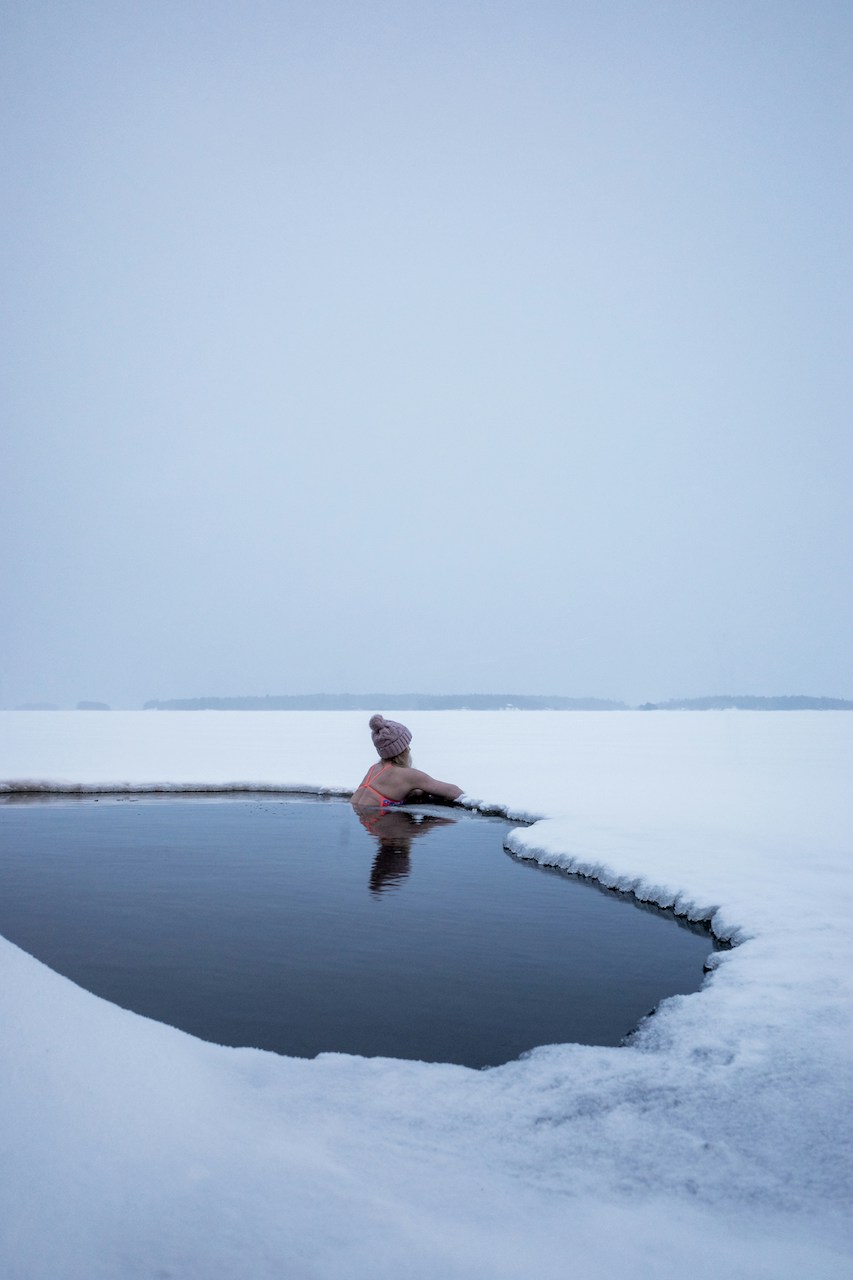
[369,714,412,760]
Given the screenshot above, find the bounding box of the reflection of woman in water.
[363,808,457,895]
[351,715,463,810]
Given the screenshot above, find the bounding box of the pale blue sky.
[2,1,851,706]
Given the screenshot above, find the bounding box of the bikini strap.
[359,762,393,801]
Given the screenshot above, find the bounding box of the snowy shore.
[1,710,851,1279]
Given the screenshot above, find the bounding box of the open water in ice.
[0,794,719,1067]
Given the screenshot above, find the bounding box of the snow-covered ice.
[1,710,851,1279]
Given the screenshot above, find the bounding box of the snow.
[1,709,851,1279]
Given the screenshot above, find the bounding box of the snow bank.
[1,710,851,1279]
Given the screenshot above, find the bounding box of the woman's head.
[369,713,412,761]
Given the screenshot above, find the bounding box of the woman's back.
[352,760,461,808]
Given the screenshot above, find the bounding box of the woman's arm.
[401,768,462,802]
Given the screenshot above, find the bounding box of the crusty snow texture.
[1,710,851,1280]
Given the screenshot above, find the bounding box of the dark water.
[0,795,718,1068]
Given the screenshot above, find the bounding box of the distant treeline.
[11,694,853,712]
[142,694,628,711]
[13,701,110,710]
[637,695,853,711]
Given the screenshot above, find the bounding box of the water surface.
[0,794,718,1067]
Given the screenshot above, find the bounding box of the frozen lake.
[1,710,851,1280]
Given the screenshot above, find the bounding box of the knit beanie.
[369,714,412,759]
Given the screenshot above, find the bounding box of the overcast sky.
[2,1,851,708]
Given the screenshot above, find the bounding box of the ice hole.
[0,794,721,1068]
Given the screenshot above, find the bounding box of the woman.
[351,714,463,809]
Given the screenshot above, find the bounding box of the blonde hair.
[388,748,412,768]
